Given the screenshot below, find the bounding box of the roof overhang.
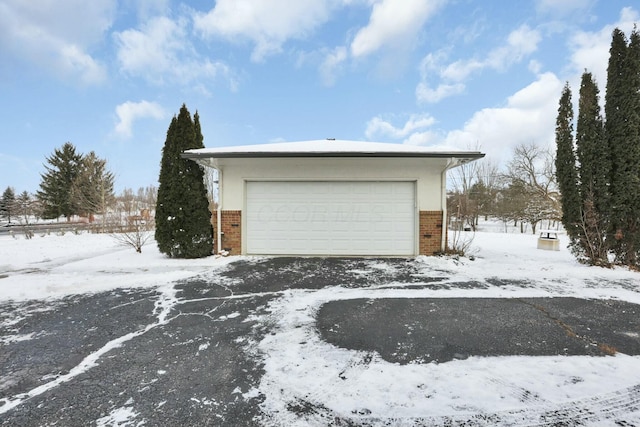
[181,140,485,170]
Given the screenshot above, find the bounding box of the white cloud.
[115,16,184,81]
[528,60,543,74]
[350,0,445,58]
[440,59,484,82]
[320,46,348,86]
[0,0,114,84]
[417,24,542,104]
[415,82,465,103]
[487,25,541,70]
[535,0,594,16]
[131,0,171,20]
[440,72,563,162]
[403,130,442,146]
[365,113,437,141]
[194,0,335,62]
[114,16,235,88]
[194,0,443,82]
[568,7,639,93]
[58,45,108,85]
[315,0,444,85]
[409,6,639,164]
[443,24,541,79]
[114,101,166,138]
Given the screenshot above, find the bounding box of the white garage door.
[246,181,416,255]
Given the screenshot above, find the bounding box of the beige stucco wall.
[212,157,449,211]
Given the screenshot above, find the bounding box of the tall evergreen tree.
[37,142,82,220]
[555,83,581,241]
[624,27,640,266]
[71,151,116,222]
[605,29,628,189]
[606,28,640,266]
[575,72,609,265]
[576,72,608,211]
[1,186,16,223]
[155,104,213,258]
[194,111,204,147]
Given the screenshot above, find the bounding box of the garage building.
[182,140,484,256]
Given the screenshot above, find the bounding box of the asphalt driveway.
[1,257,639,426]
[318,297,640,364]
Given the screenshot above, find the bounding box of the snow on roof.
[183,139,485,159]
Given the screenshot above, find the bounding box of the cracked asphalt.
[1,257,639,426]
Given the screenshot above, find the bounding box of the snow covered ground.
[0,231,233,301]
[1,228,640,425]
[2,227,636,304]
[250,233,640,425]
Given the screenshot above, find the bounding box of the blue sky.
[0,0,637,194]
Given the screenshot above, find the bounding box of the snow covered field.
[1,229,640,425]
[0,231,232,301]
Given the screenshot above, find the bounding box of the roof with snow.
[182,140,485,162]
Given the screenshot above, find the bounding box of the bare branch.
[110,220,154,253]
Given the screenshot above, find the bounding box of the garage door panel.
[246,181,415,255]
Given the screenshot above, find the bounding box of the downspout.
[216,167,222,254]
[441,158,457,252]
[201,160,222,254]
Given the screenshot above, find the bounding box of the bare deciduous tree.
[109,186,157,251]
[507,143,559,204]
[111,220,154,253]
[504,142,561,233]
[448,145,482,231]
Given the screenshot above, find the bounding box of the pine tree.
[155,104,213,258]
[1,186,16,223]
[194,111,204,147]
[576,72,608,212]
[605,29,628,194]
[624,27,640,266]
[71,151,116,223]
[606,28,640,266]
[37,142,82,220]
[575,72,609,265]
[555,83,581,242]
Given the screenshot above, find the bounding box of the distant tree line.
[555,27,640,268]
[448,142,560,235]
[0,187,35,225]
[1,142,158,232]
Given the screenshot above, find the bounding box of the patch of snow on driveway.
[95,404,142,427]
[249,231,640,425]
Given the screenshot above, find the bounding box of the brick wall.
[419,211,444,255]
[212,210,242,255]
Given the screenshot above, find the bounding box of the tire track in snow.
[426,383,640,426]
[0,283,179,415]
[285,383,640,426]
